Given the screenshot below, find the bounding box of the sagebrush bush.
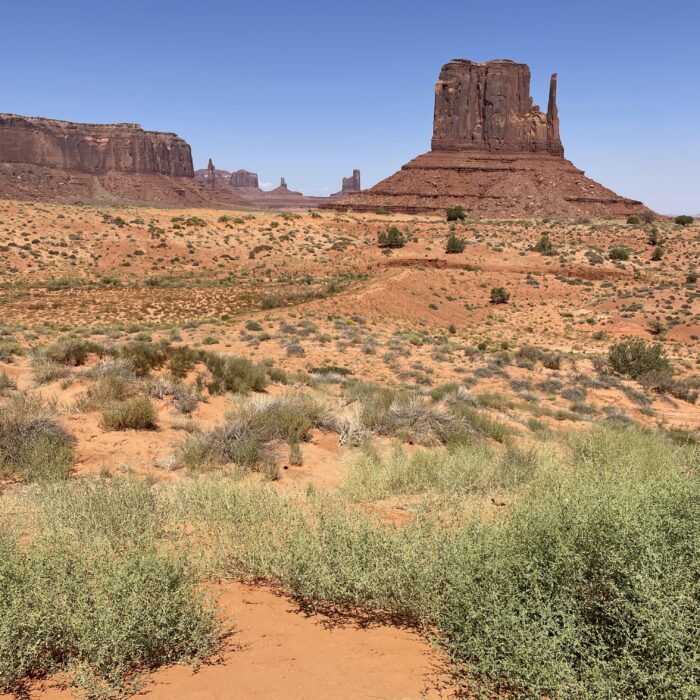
[43,338,105,366]
[101,396,158,430]
[121,341,167,377]
[0,395,74,481]
[205,353,267,394]
[609,246,630,261]
[75,373,134,412]
[178,393,323,476]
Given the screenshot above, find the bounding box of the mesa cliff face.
[327,59,643,218]
[431,60,562,155]
[230,169,260,189]
[0,114,194,177]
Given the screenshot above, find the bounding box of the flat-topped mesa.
[341,169,361,193]
[0,114,194,177]
[431,59,563,155]
[230,169,260,189]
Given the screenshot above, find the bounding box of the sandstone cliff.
[0,114,194,177]
[431,59,562,155]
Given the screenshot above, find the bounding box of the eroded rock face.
[230,169,259,189]
[0,114,194,177]
[431,59,563,155]
[341,169,361,192]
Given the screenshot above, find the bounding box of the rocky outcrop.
[230,169,259,189]
[206,158,216,188]
[342,169,361,192]
[327,58,644,218]
[431,60,563,155]
[275,177,289,192]
[0,114,194,177]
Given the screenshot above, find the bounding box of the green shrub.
[205,354,267,394]
[626,215,640,224]
[640,209,655,224]
[532,233,555,255]
[446,206,466,222]
[101,397,158,431]
[489,287,511,304]
[651,245,664,261]
[167,345,202,378]
[121,341,167,377]
[445,232,466,254]
[377,226,406,249]
[674,215,694,226]
[608,339,672,379]
[647,226,662,245]
[44,338,104,366]
[0,395,74,481]
[647,319,665,336]
[609,246,630,261]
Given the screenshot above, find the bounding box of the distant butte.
[326,59,645,218]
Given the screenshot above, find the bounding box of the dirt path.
[3,583,453,700]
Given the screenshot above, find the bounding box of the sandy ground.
[1,583,453,700]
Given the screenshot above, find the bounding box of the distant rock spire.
[206,158,216,188]
[546,73,560,147]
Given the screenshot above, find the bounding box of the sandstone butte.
[326,58,645,218]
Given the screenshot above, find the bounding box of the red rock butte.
[327,59,645,218]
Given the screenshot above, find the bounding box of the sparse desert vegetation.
[0,201,699,698]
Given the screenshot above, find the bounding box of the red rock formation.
[342,169,361,192]
[0,114,194,177]
[230,169,259,189]
[206,158,216,188]
[431,60,563,155]
[327,59,644,218]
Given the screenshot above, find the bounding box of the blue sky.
[2,0,698,212]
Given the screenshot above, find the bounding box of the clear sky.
[2,0,698,213]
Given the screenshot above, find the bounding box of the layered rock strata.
[0,114,194,176]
